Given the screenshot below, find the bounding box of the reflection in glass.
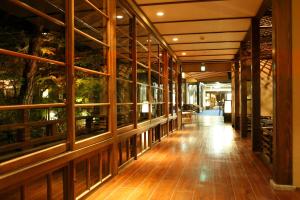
[137,84,148,103]
[75,72,108,104]
[137,104,149,122]
[117,80,133,103]
[75,0,107,43]
[75,106,109,140]
[75,34,108,73]
[117,105,134,128]
[137,65,148,84]
[0,1,66,61]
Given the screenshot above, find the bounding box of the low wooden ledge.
[270,179,297,191]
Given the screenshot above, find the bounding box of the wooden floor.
[86,116,300,200]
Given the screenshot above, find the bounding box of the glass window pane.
[151,72,159,87]
[150,56,159,72]
[75,106,109,140]
[137,65,148,84]
[75,72,108,104]
[75,0,107,43]
[0,55,66,105]
[0,1,66,62]
[137,84,148,103]
[117,80,133,103]
[117,105,134,128]
[137,104,149,123]
[74,33,108,73]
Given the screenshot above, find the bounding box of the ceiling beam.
[182,62,231,72]
[174,48,240,52]
[169,41,241,45]
[179,54,235,57]
[138,0,224,6]
[153,17,251,24]
[161,30,248,36]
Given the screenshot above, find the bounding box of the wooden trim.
[174,48,240,52]
[0,103,66,111]
[108,0,118,176]
[170,41,241,45]
[84,0,109,19]
[139,0,224,6]
[179,54,236,57]
[272,0,293,185]
[0,143,67,174]
[74,133,113,150]
[121,0,177,59]
[162,30,248,36]
[0,48,65,66]
[153,17,251,24]
[74,66,110,76]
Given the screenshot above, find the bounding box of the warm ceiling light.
[159,53,162,57]
[172,37,178,42]
[181,52,187,56]
[156,11,164,16]
[116,15,124,19]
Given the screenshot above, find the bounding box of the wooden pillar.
[251,18,262,152]
[232,61,240,130]
[240,42,249,138]
[196,82,200,112]
[272,0,293,185]
[108,0,118,176]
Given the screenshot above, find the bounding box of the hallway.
[87,117,300,200]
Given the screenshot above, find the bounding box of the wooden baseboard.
[270,179,297,191]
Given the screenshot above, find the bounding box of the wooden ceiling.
[135,0,264,63]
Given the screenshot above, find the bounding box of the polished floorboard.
[86,116,300,200]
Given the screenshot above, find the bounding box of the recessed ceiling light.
[181,52,187,56]
[172,37,179,42]
[159,53,162,56]
[116,15,124,19]
[156,11,164,17]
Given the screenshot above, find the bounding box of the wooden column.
[240,42,249,138]
[272,0,293,185]
[196,82,200,112]
[232,61,240,130]
[251,18,262,152]
[108,0,118,176]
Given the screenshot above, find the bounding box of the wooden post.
[251,18,262,152]
[197,82,200,112]
[108,0,118,176]
[66,0,75,198]
[240,42,249,138]
[232,60,240,130]
[131,17,137,128]
[272,0,293,185]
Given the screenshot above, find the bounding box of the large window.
[136,21,149,123]
[150,37,164,119]
[0,0,67,162]
[116,3,134,128]
[74,0,109,140]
